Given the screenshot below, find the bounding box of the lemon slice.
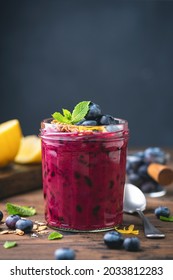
[0,119,22,167]
[14,135,41,164]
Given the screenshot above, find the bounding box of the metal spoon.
[123,183,165,238]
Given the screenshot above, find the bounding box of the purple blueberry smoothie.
[40,118,129,232]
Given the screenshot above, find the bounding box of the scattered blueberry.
[140,180,158,193]
[123,237,140,252]
[54,248,76,260]
[126,156,143,173]
[0,210,3,222]
[137,164,150,180]
[85,102,102,120]
[5,215,21,229]
[126,147,168,195]
[154,206,170,218]
[144,147,166,164]
[128,173,143,187]
[103,231,124,249]
[133,151,145,160]
[15,219,33,233]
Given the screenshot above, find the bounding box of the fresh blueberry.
[137,164,150,180]
[140,180,157,193]
[132,151,145,160]
[76,118,86,125]
[54,248,76,260]
[80,120,98,126]
[126,161,133,175]
[15,219,33,233]
[126,156,143,172]
[99,114,117,125]
[85,102,102,120]
[144,147,166,164]
[128,173,143,187]
[123,237,140,252]
[5,215,21,229]
[106,125,120,132]
[104,231,124,249]
[154,206,170,218]
[0,210,3,222]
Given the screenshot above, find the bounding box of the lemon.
[14,135,41,164]
[0,119,22,167]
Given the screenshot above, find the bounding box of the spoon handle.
[136,210,165,238]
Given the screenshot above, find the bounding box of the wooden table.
[0,151,173,260]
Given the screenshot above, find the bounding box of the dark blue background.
[0,0,173,147]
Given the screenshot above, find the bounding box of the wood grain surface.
[0,150,173,260]
[0,186,173,260]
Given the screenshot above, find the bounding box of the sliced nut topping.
[0,230,16,234]
[15,229,25,236]
[36,225,48,232]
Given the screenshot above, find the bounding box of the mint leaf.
[52,101,91,124]
[52,112,71,124]
[62,109,72,120]
[160,215,173,222]
[48,231,63,240]
[3,241,17,249]
[71,101,90,124]
[6,203,36,217]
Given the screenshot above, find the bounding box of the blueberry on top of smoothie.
[52,101,119,132]
[85,102,102,120]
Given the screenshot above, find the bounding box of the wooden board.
[0,163,42,199]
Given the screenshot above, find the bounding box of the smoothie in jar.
[40,101,129,232]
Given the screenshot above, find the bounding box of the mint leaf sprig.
[3,241,17,249]
[48,231,63,240]
[159,215,173,222]
[52,101,91,124]
[6,203,36,217]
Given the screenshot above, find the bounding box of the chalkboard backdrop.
[0,0,173,147]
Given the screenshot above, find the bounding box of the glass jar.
[40,118,129,232]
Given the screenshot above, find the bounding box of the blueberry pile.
[5,214,33,233]
[76,102,119,126]
[126,147,168,194]
[104,231,140,252]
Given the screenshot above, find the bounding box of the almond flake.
[37,222,47,226]
[38,230,49,235]
[0,230,15,234]
[36,225,47,232]
[33,224,38,230]
[15,229,25,236]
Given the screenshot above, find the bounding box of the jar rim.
[40,117,129,139]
